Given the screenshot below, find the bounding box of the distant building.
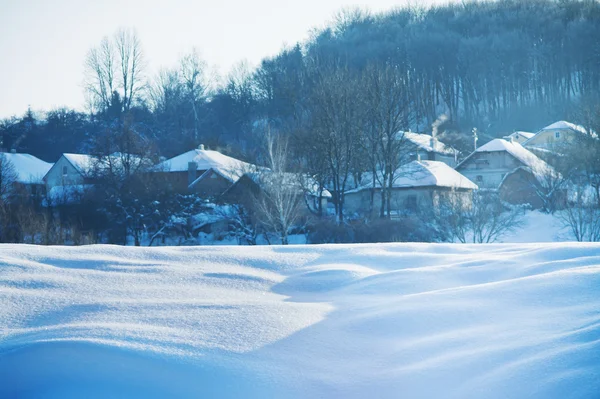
[1,151,53,198]
[523,120,590,151]
[155,145,256,197]
[456,138,559,208]
[504,131,535,144]
[43,153,95,205]
[345,160,477,217]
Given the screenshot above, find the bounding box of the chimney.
[472,127,478,151]
[430,136,438,152]
[188,161,197,187]
[198,144,205,151]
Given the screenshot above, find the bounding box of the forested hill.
[2,0,600,163]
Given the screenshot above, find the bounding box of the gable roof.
[1,152,53,184]
[62,153,95,174]
[348,160,477,194]
[507,131,535,140]
[539,120,588,134]
[158,148,253,175]
[399,132,456,155]
[457,139,556,181]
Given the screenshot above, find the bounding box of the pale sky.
[0,0,449,118]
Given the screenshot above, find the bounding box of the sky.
[0,0,450,118]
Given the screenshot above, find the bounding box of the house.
[505,131,535,144]
[523,120,590,151]
[345,160,478,217]
[155,145,256,196]
[456,138,559,208]
[44,153,95,188]
[1,151,53,198]
[222,171,332,216]
[400,132,458,167]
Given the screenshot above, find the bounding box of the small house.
[456,138,559,208]
[155,145,256,196]
[345,160,478,217]
[1,151,53,198]
[504,131,535,144]
[524,120,590,151]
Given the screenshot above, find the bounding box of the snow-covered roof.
[348,160,477,194]
[458,139,556,181]
[0,152,53,184]
[507,131,535,140]
[398,132,456,155]
[158,147,253,176]
[63,153,95,174]
[539,120,588,134]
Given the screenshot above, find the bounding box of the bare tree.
[306,59,363,223]
[252,131,305,244]
[438,191,525,243]
[558,184,600,242]
[362,62,414,218]
[84,28,145,115]
[180,49,209,141]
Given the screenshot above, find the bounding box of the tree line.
[1,0,600,243]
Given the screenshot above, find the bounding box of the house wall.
[189,170,233,198]
[525,129,576,149]
[457,151,521,189]
[153,170,207,193]
[498,168,543,208]
[45,156,86,189]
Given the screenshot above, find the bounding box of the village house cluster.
[2,120,590,238]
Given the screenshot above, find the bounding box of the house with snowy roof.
[345,160,477,217]
[504,131,535,144]
[43,153,96,205]
[523,120,591,151]
[155,144,257,197]
[399,132,458,167]
[456,138,561,208]
[0,151,53,198]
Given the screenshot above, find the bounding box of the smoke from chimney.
[431,114,449,139]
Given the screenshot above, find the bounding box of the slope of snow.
[541,120,587,134]
[63,153,95,174]
[1,243,599,398]
[158,148,253,177]
[461,138,556,180]
[1,152,53,184]
[348,160,477,193]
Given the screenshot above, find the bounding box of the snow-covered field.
[1,243,599,398]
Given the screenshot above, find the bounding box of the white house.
[43,153,95,204]
[345,160,478,217]
[456,139,553,189]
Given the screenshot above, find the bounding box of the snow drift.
[1,243,599,398]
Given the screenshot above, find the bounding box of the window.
[555,131,560,139]
[62,166,68,176]
[476,175,483,183]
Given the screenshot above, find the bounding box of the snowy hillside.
[1,243,599,398]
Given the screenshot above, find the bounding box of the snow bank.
[1,243,599,398]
